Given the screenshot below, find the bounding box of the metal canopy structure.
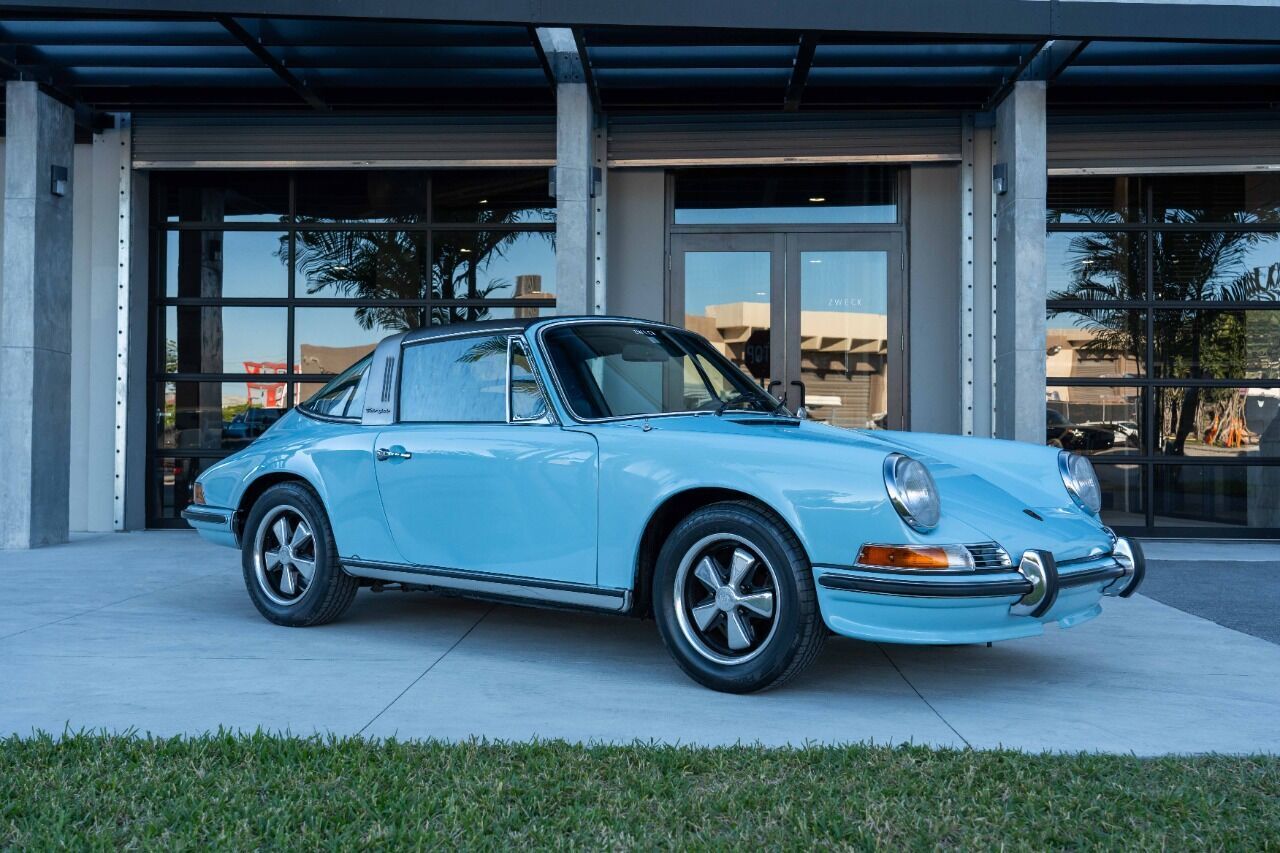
[0,5,1277,131]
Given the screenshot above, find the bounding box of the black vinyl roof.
[2,7,1278,132]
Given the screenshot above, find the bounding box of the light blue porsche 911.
[184,316,1145,693]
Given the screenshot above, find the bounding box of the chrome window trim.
[507,335,557,425]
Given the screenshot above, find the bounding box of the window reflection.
[433,169,554,224]
[1153,387,1280,458]
[1154,231,1280,301]
[157,382,285,452]
[294,307,404,376]
[164,231,288,299]
[1154,309,1280,380]
[1047,231,1145,301]
[295,170,429,223]
[399,335,509,422]
[432,231,556,322]
[152,456,216,521]
[1154,464,1280,528]
[1094,462,1146,527]
[1047,309,1145,379]
[1152,174,1280,224]
[1046,387,1142,455]
[295,231,428,300]
[164,306,287,375]
[1046,176,1141,225]
[156,171,289,223]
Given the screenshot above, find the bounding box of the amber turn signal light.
[192,483,206,505]
[856,544,973,571]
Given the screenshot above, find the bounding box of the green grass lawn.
[2,733,1278,849]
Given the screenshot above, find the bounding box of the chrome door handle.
[376,447,412,461]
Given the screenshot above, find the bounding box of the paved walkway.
[3,532,1278,754]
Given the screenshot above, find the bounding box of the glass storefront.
[1047,174,1280,534]
[148,169,556,526]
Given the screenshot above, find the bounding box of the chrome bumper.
[1010,537,1145,616]
[815,537,1145,615]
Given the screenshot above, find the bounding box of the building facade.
[2,1,1280,544]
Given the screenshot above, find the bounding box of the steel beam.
[783,33,816,112]
[216,15,328,112]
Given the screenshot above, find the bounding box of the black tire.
[240,481,358,627]
[653,501,826,693]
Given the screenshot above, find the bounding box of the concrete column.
[0,82,75,548]
[555,82,593,316]
[992,81,1047,443]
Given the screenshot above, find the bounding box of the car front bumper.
[180,505,239,548]
[812,538,1145,645]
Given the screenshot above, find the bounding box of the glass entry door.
[671,232,904,429]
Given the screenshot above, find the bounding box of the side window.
[399,335,507,422]
[301,355,371,420]
[510,339,550,422]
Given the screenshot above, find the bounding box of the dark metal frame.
[145,169,556,527]
[1046,179,1280,538]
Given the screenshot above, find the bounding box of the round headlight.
[1059,451,1102,514]
[883,453,940,532]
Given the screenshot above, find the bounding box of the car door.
[372,331,598,585]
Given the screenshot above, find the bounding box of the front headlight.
[1059,451,1101,514]
[883,453,940,532]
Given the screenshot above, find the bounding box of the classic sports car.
[184,317,1145,693]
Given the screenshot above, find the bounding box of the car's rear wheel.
[653,501,825,693]
[241,482,357,627]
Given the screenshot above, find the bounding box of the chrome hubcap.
[674,533,780,666]
[253,505,317,606]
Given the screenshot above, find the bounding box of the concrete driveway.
[2,532,1278,754]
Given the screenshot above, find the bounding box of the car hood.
[629,415,1112,562]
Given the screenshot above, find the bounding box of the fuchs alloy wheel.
[654,501,825,693]
[240,482,358,627]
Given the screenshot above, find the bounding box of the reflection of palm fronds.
[1049,203,1280,455]
[457,336,510,363]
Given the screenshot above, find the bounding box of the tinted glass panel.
[1152,174,1280,225]
[674,166,897,224]
[399,335,508,422]
[163,306,287,375]
[1047,177,1141,225]
[432,169,554,223]
[1154,464,1280,529]
[1154,386,1280,458]
[295,170,429,223]
[433,231,556,302]
[164,231,288,299]
[1047,386,1143,455]
[1153,309,1280,380]
[1093,462,1146,527]
[1153,231,1280,301]
[683,251,774,383]
[156,171,289,223]
[1047,309,1145,379]
[294,307,406,376]
[302,355,371,419]
[294,230,427,300]
[157,382,286,451]
[1047,231,1145,301]
[152,456,217,521]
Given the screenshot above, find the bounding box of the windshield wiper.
[714,395,793,418]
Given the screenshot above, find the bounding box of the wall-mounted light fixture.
[992,163,1009,196]
[50,165,69,197]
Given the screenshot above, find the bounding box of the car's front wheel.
[241,481,358,627]
[653,501,825,693]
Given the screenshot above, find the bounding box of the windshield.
[541,323,785,420]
